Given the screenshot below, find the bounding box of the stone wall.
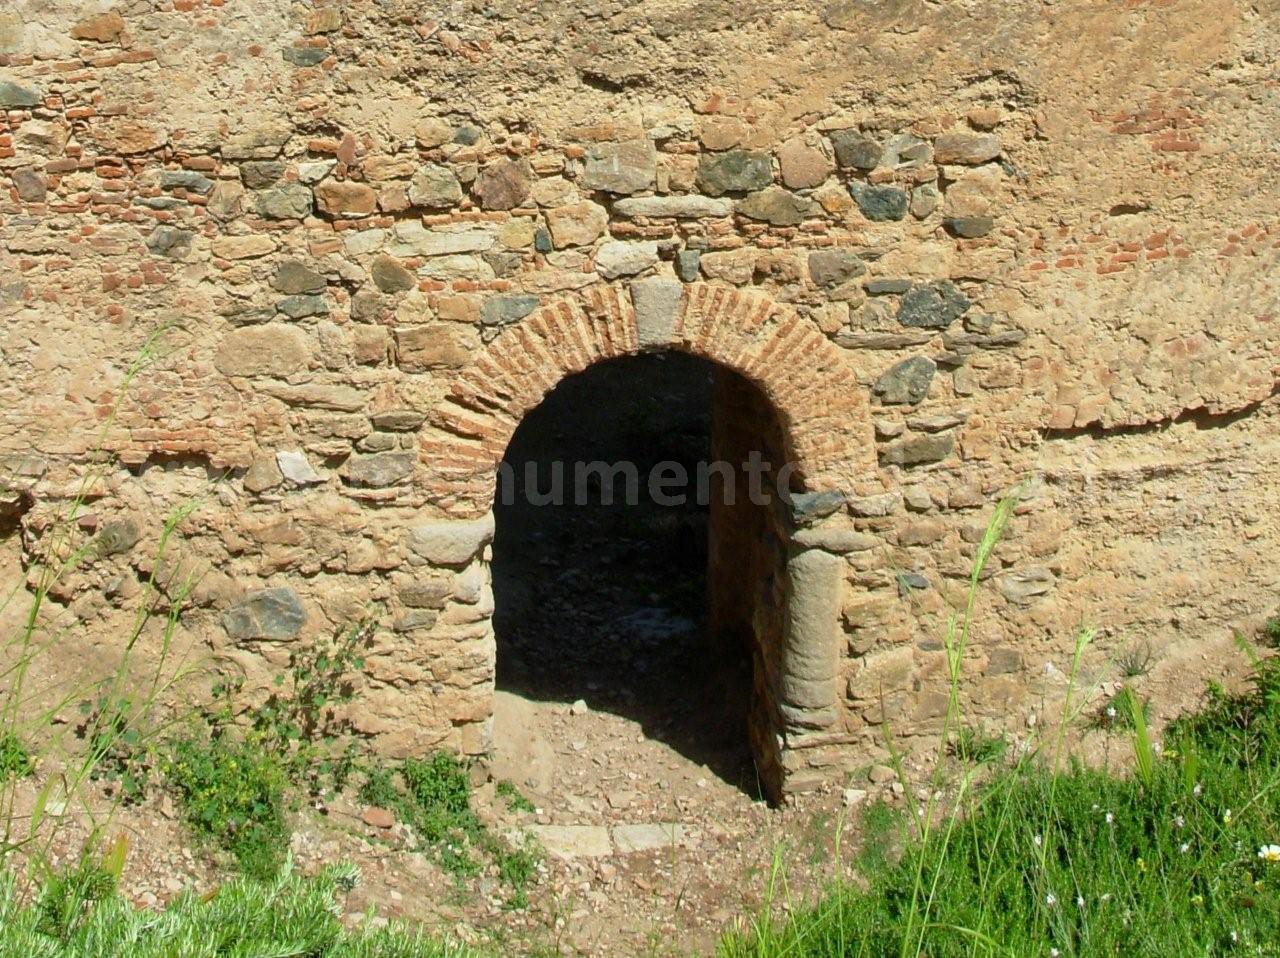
[1,0,1277,796]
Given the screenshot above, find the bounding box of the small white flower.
[1106,706,1117,719]
[1257,844,1280,863]
[1105,811,1114,824]
[1174,815,1185,829]
[1224,809,1233,824]
[1045,892,1057,907]
[1180,842,1190,854]
[1034,834,1043,847]
[1101,892,1112,902]
[1152,741,1162,755]
[1231,930,1238,943]
[1193,783,1203,796]
[1050,949,1060,958]
[1076,894,1085,908]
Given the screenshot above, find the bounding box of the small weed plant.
[0,733,32,783]
[359,753,541,907]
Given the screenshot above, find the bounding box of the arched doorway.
[490,350,792,798]
[417,283,872,800]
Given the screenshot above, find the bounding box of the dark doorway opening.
[492,351,782,797]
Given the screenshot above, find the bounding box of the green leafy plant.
[495,844,539,910]
[357,753,541,905]
[152,620,374,878]
[948,725,1008,765]
[496,779,536,813]
[76,695,153,804]
[0,732,32,783]
[246,620,372,799]
[1262,609,1280,649]
[162,731,290,880]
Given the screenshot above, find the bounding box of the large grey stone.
[277,294,328,318]
[695,150,772,196]
[389,222,495,257]
[145,226,193,259]
[342,451,415,487]
[240,161,285,189]
[873,356,937,405]
[0,80,41,108]
[910,184,941,219]
[370,409,426,431]
[223,587,306,641]
[408,163,463,209]
[408,514,495,566]
[986,647,1024,675]
[883,133,932,169]
[878,433,955,467]
[944,215,995,238]
[595,241,658,279]
[830,130,882,170]
[850,182,908,221]
[223,129,290,161]
[12,168,47,203]
[808,249,866,288]
[480,293,540,327]
[255,183,313,220]
[581,140,657,194]
[529,825,612,860]
[897,280,971,329]
[613,824,688,854]
[781,548,842,727]
[675,249,701,282]
[283,46,327,67]
[272,260,326,295]
[276,449,325,485]
[370,255,415,293]
[398,577,451,609]
[631,278,683,348]
[933,132,1002,165]
[159,170,214,194]
[788,490,846,524]
[997,567,1055,604]
[394,609,440,632]
[95,518,140,556]
[613,195,733,219]
[735,187,817,226]
[791,527,878,553]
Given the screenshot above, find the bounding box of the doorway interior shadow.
[491,351,769,798]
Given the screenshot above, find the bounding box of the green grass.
[0,858,477,957]
[723,655,1280,956]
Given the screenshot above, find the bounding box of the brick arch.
[420,281,873,516]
